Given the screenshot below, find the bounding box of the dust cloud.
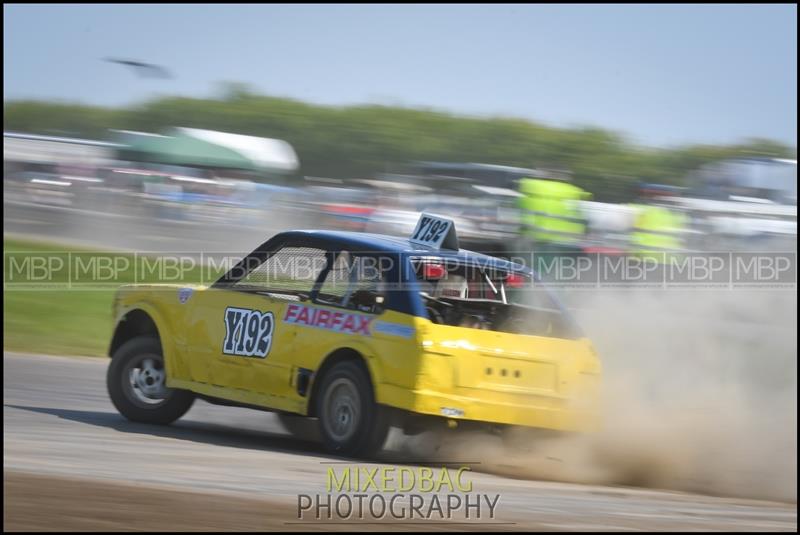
[390,288,797,502]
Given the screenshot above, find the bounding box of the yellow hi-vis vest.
[629,204,687,260]
[519,178,587,245]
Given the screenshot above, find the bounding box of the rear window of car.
[410,256,580,339]
[411,257,530,303]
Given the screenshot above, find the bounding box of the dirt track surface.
[4,471,305,532]
[3,353,797,531]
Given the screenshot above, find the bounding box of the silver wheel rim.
[123,353,171,408]
[322,377,361,443]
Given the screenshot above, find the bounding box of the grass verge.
[3,238,217,356]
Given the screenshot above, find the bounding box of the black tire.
[107,335,195,425]
[315,360,389,458]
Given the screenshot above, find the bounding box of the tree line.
[4,85,795,202]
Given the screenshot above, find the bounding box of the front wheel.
[107,336,194,425]
[315,360,389,458]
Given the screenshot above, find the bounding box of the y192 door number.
[223,307,274,358]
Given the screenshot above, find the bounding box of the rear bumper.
[377,381,601,433]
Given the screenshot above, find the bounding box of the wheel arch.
[109,304,183,381]
[109,308,162,357]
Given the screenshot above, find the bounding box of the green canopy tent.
[115,131,262,171]
[114,128,299,174]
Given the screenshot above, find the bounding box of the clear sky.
[3,4,797,148]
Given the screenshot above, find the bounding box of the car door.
[185,245,329,402]
[290,251,418,388]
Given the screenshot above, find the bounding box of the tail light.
[423,263,446,280]
[505,273,526,288]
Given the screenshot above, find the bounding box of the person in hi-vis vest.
[628,184,689,264]
[518,173,590,252]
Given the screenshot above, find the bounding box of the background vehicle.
[362,162,535,254]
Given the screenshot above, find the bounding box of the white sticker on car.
[178,287,193,304]
[223,307,274,358]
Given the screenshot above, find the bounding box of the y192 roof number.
[411,216,450,247]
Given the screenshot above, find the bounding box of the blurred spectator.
[518,171,590,256]
[628,183,689,261]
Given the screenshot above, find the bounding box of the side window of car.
[316,253,386,314]
[232,246,327,299]
[315,252,352,306]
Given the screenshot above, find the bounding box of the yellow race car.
[107,214,601,457]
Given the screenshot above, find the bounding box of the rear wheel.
[315,360,389,458]
[107,336,194,425]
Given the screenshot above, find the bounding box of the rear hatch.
[412,256,601,400]
[426,323,598,397]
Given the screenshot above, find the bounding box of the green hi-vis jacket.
[519,178,588,245]
[628,203,688,261]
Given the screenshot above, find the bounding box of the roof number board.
[409,213,459,250]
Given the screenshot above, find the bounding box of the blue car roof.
[277,230,531,274]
